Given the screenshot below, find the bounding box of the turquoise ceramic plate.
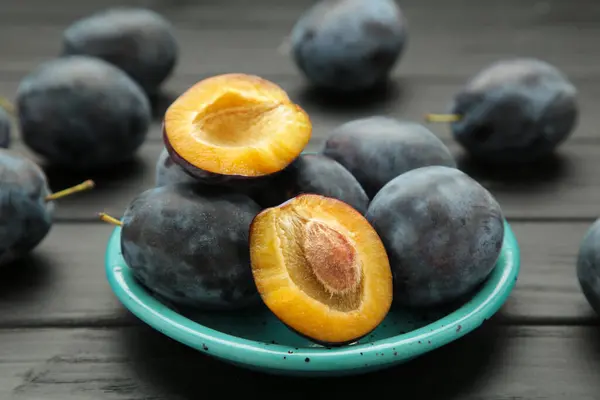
[105,220,520,377]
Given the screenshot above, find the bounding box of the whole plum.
[252,153,369,213]
[290,0,407,92]
[17,56,151,171]
[323,117,456,199]
[119,184,262,310]
[62,7,178,94]
[448,58,578,164]
[576,219,600,315]
[0,149,54,266]
[366,165,505,307]
[155,148,197,187]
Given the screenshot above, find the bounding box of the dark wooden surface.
[2,0,600,398]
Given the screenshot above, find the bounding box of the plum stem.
[0,97,15,116]
[98,213,123,227]
[424,113,462,123]
[45,179,95,202]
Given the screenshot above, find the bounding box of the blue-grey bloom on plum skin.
[366,166,505,307]
[577,219,600,315]
[155,148,197,187]
[449,58,578,164]
[120,184,262,310]
[16,56,151,171]
[0,149,54,266]
[290,0,407,92]
[322,117,456,199]
[62,7,178,95]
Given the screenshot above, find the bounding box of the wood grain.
[0,221,595,327]
[3,324,600,399]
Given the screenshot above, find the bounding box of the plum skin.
[62,7,178,94]
[450,58,578,164]
[251,153,370,213]
[0,107,10,148]
[576,219,600,315]
[120,184,262,310]
[323,117,456,199]
[290,0,407,92]
[366,166,505,307]
[17,55,151,171]
[0,149,54,266]
[155,148,197,187]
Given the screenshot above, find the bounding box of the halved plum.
[164,73,312,185]
[249,194,393,345]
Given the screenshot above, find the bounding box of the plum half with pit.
[16,56,151,171]
[290,0,407,92]
[101,184,263,310]
[366,165,505,307]
[428,58,578,164]
[0,149,94,266]
[322,117,456,199]
[62,7,178,94]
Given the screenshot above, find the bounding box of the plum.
[17,56,151,171]
[252,153,369,214]
[366,165,505,307]
[290,0,407,92]
[0,106,10,148]
[322,116,456,199]
[576,219,600,315]
[155,148,197,187]
[102,184,262,310]
[428,58,578,164]
[0,149,94,266]
[62,7,178,94]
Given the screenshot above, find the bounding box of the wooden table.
[2,0,600,398]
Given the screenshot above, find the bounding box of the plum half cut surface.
[249,194,393,345]
[163,73,312,185]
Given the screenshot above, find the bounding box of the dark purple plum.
[0,106,10,148]
[0,149,54,266]
[322,117,456,199]
[62,7,178,94]
[290,0,407,92]
[252,153,369,213]
[16,56,151,171]
[576,219,600,315]
[155,147,197,187]
[119,184,262,310]
[449,58,578,164]
[366,165,505,307]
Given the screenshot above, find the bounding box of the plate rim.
[105,220,520,372]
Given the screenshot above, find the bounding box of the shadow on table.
[0,254,53,303]
[120,316,508,399]
[294,79,404,116]
[457,151,570,189]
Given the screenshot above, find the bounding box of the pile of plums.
[103,73,506,345]
[0,7,178,264]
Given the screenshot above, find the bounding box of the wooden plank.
[2,325,600,399]
[2,0,600,79]
[4,138,600,221]
[0,221,594,327]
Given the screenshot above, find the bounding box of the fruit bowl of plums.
[102,73,520,377]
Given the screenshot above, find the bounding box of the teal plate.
[104,220,520,377]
